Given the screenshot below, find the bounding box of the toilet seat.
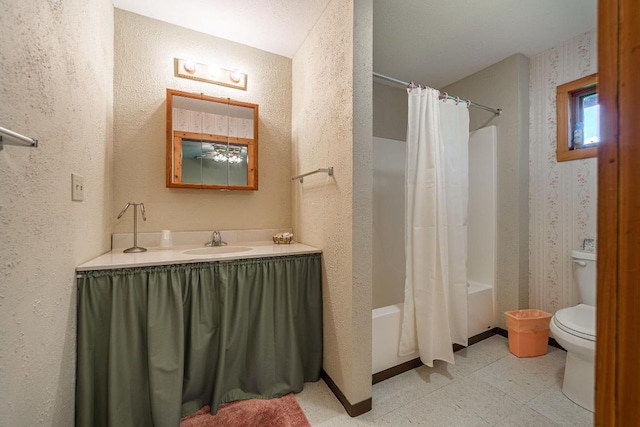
[553,304,596,342]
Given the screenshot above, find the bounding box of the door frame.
[596,0,640,424]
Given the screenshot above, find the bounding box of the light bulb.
[230,69,242,83]
[183,60,196,74]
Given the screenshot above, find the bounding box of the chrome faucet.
[205,230,227,247]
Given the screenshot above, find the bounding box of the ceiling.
[374,0,597,88]
[114,0,597,88]
[112,0,332,58]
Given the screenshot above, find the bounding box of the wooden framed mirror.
[166,89,258,190]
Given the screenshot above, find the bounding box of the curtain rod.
[373,72,503,116]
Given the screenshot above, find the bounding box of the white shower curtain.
[399,87,469,366]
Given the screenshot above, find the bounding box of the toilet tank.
[571,250,597,306]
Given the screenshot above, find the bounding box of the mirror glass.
[166,89,258,190]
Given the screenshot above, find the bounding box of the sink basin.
[183,246,252,256]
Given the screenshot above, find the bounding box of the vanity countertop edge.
[77,242,322,272]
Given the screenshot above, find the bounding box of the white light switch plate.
[72,173,84,201]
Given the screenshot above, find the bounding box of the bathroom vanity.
[75,236,322,427]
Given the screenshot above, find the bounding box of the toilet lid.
[553,304,596,342]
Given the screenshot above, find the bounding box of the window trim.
[556,73,598,162]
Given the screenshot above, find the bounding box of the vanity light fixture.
[175,58,247,90]
[207,63,220,78]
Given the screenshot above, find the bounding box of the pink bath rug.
[180,393,311,427]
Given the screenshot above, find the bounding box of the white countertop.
[77,241,322,271]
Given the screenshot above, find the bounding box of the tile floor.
[296,335,594,426]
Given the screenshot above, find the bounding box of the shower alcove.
[371,126,497,375]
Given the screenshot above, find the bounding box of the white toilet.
[549,249,596,412]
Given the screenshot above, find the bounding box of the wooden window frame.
[556,73,598,162]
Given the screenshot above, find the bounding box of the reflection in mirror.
[181,139,248,186]
[166,89,258,190]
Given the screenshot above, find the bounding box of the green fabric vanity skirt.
[76,254,322,427]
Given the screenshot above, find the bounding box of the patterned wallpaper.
[529,30,598,314]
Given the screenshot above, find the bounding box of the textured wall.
[373,81,408,141]
[0,0,114,424]
[529,30,597,313]
[443,54,530,328]
[351,0,373,405]
[292,0,373,406]
[114,10,292,233]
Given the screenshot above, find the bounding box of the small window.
[556,73,598,162]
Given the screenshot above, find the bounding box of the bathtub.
[372,280,494,374]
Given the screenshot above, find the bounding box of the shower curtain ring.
[456,96,460,105]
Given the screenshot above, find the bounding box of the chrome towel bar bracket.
[0,126,39,150]
[292,167,334,183]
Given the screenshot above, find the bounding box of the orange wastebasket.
[504,309,552,357]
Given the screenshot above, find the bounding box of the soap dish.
[273,235,293,244]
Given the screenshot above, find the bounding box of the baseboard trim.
[468,328,499,346]
[548,336,565,351]
[495,327,509,338]
[372,329,500,385]
[372,358,423,385]
[320,370,372,417]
